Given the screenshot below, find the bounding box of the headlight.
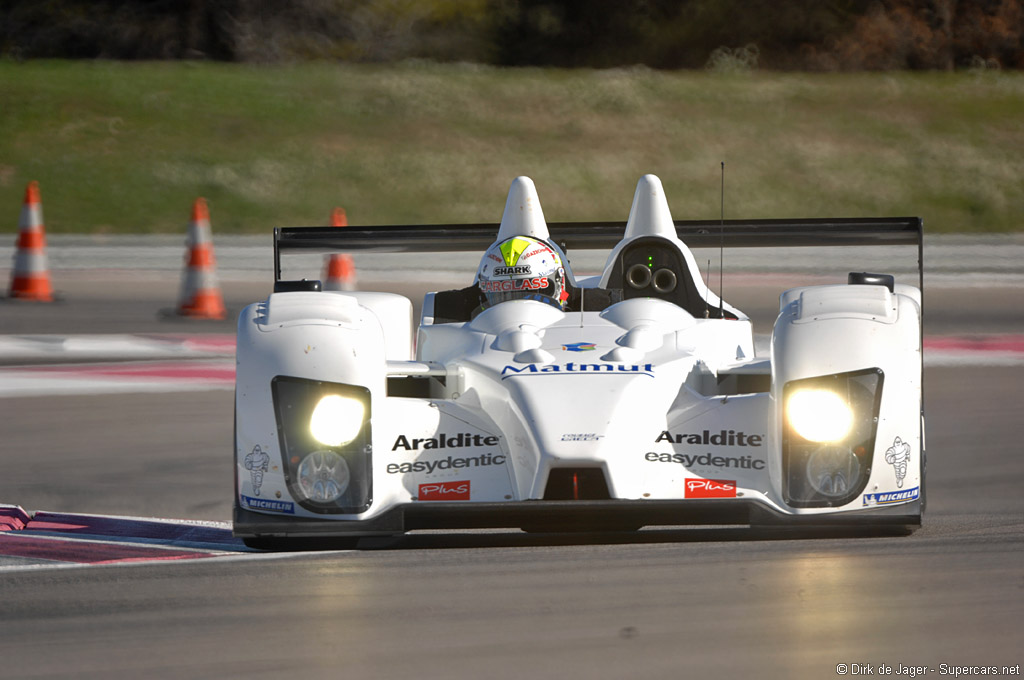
[297,450,351,502]
[805,445,862,499]
[786,389,853,442]
[310,395,365,446]
[782,369,883,508]
[272,377,372,514]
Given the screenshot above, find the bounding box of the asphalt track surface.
[1,271,1022,679]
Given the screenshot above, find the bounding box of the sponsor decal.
[562,342,596,352]
[561,433,604,442]
[862,486,920,506]
[493,265,532,277]
[502,362,654,379]
[481,277,550,294]
[243,445,271,496]
[644,451,766,470]
[392,432,500,451]
[522,246,555,261]
[655,429,763,447]
[884,436,911,488]
[685,479,737,498]
[241,494,295,514]
[419,480,470,501]
[386,453,506,475]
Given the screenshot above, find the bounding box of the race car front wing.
[234,497,921,539]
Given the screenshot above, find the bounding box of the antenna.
[719,161,725,319]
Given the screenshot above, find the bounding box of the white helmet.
[477,236,568,311]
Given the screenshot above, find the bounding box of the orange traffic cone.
[331,207,347,228]
[8,181,54,301]
[323,207,356,291]
[177,198,226,319]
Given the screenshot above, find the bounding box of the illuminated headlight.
[272,377,372,514]
[310,395,365,446]
[786,389,853,442]
[782,369,883,508]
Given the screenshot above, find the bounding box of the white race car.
[233,175,924,548]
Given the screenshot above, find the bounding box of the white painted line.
[0,375,233,398]
[0,333,235,363]
[924,353,1024,367]
[0,359,235,398]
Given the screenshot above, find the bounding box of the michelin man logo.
[244,445,271,496]
[884,436,911,488]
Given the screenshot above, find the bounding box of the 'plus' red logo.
[418,481,470,501]
[685,479,736,498]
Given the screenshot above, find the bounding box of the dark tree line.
[2,0,1021,69]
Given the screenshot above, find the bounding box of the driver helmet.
[477,236,569,311]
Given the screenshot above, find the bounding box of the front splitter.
[233,498,921,538]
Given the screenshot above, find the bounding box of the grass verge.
[1,60,1021,233]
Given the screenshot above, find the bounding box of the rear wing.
[274,216,923,290]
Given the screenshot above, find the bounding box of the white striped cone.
[177,198,226,319]
[323,207,356,291]
[9,181,54,301]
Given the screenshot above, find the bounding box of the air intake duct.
[543,468,611,500]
